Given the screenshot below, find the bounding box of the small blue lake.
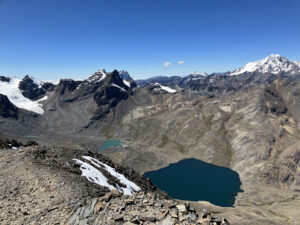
[98,139,122,152]
[144,158,243,207]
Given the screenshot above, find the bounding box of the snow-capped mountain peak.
[230,54,300,76]
[86,69,107,83]
[191,71,208,76]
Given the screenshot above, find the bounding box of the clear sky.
[0,0,300,80]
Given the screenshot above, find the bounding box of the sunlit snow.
[74,156,141,195]
[111,83,126,92]
[231,54,300,76]
[0,78,46,114]
[123,80,130,87]
[155,83,177,93]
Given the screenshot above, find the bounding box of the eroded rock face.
[0,94,18,119]
[57,79,81,95]
[119,70,137,89]
[19,75,54,100]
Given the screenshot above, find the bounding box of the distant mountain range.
[136,54,300,86]
[1,54,300,117]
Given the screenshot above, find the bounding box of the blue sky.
[0,0,300,80]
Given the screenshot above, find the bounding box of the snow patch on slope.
[155,83,177,93]
[73,156,141,195]
[231,54,300,76]
[83,156,141,195]
[111,83,126,92]
[73,159,115,190]
[123,80,130,87]
[0,78,46,114]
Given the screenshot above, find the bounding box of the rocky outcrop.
[0,138,37,149]
[19,75,54,100]
[262,86,287,115]
[0,94,18,119]
[0,76,10,82]
[67,190,230,225]
[119,70,137,89]
[57,79,81,95]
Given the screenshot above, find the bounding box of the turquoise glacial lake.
[144,158,243,207]
[99,139,122,152]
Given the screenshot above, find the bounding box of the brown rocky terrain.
[0,142,230,225]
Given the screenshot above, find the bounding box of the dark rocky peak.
[68,69,133,98]
[80,69,108,87]
[118,70,132,80]
[93,70,132,109]
[74,69,128,92]
[18,75,53,100]
[0,94,18,119]
[41,82,55,92]
[118,70,137,89]
[107,70,131,91]
[0,76,11,82]
[82,70,135,124]
[57,79,82,94]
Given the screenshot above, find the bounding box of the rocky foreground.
[0,139,229,225]
[67,190,229,225]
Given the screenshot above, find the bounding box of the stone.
[138,212,156,222]
[156,211,167,221]
[197,213,211,224]
[112,213,123,221]
[176,204,187,215]
[101,192,112,202]
[94,201,105,213]
[169,208,178,218]
[136,192,144,199]
[222,218,230,225]
[111,189,121,198]
[202,208,208,218]
[154,202,163,208]
[124,199,134,205]
[157,216,173,225]
[185,213,197,221]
